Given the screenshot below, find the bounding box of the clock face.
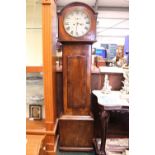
[63,9,91,37]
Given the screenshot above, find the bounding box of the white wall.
[26,0,42,66]
[26,29,42,66]
[95,9,129,47]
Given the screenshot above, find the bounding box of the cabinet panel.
[67,55,87,109]
[63,44,91,115]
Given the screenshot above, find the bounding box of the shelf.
[26,118,46,134]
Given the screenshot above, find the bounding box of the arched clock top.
[58,2,97,43]
[58,2,97,15]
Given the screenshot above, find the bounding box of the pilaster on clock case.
[57,2,97,43]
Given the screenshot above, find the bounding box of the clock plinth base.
[59,115,94,151]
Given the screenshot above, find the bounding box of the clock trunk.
[63,43,91,115]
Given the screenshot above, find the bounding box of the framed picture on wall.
[29,104,42,120]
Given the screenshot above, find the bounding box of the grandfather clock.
[58,2,97,151]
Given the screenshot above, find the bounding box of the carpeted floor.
[105,138,129,155]
[57,138,129,155]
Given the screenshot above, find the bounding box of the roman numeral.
[71,31,73,35]
[75,10,79,14]
[85,27,89,30]
[84,16,88,19]
[66,27,70,31]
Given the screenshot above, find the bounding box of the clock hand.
[75,22,79,33]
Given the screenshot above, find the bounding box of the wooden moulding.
[26,66,43,73]
[59,115,94,120]
[42,0,51,5]
[59,115,94,151]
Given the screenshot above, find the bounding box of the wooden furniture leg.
[99,110,109,155]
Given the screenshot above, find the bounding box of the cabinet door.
[63,44,91,115]
[67,55,87,109]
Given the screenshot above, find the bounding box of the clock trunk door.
[63,44,91,115]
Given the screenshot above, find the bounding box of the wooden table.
[26,135,45,155]
[92,90,129,155]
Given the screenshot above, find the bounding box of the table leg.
[99,110,109,155]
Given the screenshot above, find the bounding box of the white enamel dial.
[63,9,91,37]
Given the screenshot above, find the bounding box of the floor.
[57,151,95,155]
[57,138,129,155]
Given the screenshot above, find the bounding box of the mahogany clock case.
[58,2,97,42]
[57,2,97,151]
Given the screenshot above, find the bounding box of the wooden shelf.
[26,118,46,134]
